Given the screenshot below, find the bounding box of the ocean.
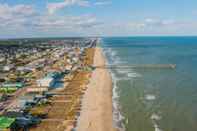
[101,37,197,131]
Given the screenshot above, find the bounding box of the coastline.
[77,47,116,131]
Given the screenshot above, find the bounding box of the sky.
[0,0,197,38]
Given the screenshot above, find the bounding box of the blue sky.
[0,0,197,38]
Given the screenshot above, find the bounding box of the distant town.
[0,38,97,131]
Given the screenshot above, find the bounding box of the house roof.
[46,72,59,78]
[2,83,23,88]
[0,117,15,129]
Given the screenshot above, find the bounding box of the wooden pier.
[95,64,176,69]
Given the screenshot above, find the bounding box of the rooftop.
[0,116,15,129]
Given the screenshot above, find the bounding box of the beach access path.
[77,47,116,131]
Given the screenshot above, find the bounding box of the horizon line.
[1,35,197,40]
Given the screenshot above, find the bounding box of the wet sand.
[77,47,115,131]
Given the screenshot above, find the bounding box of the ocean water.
[101,37,197,131]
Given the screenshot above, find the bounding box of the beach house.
[0,82,24,93]
[36,72,60,87]
[37,77,54,87]
[0,116,16,130]
[3,64,14,72]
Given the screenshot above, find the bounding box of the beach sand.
[77,47,116,131]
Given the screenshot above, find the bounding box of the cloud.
[94,1,112,6]
[143,18,176,27]
[47,0,111,14]
[127,19,197,36]
[12,5,35,16]
[0,4,35,19]
[32,14,102,31]
[127,18,178,30]
[0,4,35,27]
[0,2,102,32]
[47,0,89,14]
[1,2,197,38]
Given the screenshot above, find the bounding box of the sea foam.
[151,113,163,131]
[145,94,156,101]
[103,47,126,131]
[111,71,126,131]
[127,72,142,78]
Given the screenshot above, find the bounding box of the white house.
[65,65,72,71]
[0,57,5,63]
[37,77,54,87]
[72,57,79,63]
[3,64,14,72]
[67,59,71,64]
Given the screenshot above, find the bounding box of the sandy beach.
[77,47,115,131]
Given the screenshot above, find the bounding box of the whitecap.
[116,69,131,74]
[110,67,126,131]
[145,94,156,101]
[111,50,117,57]
[151,113,163,131]
[151,113,162,121]
[127,72,142,78]
[154,125,163,131]
[103,47,126,131]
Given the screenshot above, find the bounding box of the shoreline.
[77,47,116,131]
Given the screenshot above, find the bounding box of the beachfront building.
[37,77,54,87]
[36,70,65,91]
[46,72,60,79]
[37,71,60,87]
